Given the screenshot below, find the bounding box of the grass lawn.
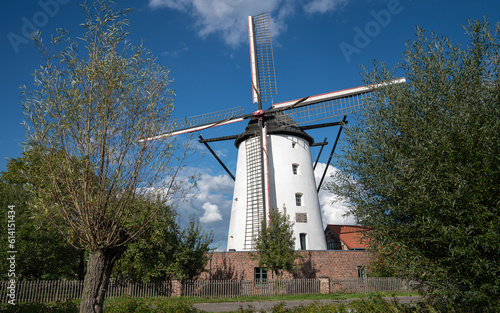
[143,291,419,304]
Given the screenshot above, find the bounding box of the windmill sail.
[140,77,405,142]
[248,12,277,105]
[169,106,245,133]
[140,106,245,141]
[244,12,278,245]
[273,78,406,127]
[277,92,369,126]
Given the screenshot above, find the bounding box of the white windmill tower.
[143,12,405,251]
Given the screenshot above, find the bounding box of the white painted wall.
[227,132,327,251]
[227,138,250,251]
[267,134,326,250]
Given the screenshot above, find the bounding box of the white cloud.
[318,189,355,225]
[150,0,282,47]
[175,168,234,249]
[162,43,190,57]
[149,0,191,11]
[196,173,234,199]
[200,201,223,223]
[304,0,348,14]
[149,0,350,47]
[314,162,356,226]
[214,148,229,158]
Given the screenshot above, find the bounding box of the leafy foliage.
[0,297,200,313]
[0,300,79,313]
[0,154,84,280]
[22,0,188,252]
[254,208,300,278]
[328,18,500,312]
[172,216,214,280]
[366,250,396,278]
[113,215,213,282]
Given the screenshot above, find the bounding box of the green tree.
[172,216,214,280]
[328,19,500,312]
[0,154,84,281]
[254,208,300,278]
[113,214,213,282]
[21,1,193,312]
[112,205,178,283]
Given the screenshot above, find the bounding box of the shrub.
[104,295,200,313]
[105,296,151,313]
[0,300,79,313]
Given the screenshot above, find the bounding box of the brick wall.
[200,250,371,280]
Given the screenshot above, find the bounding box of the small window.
[292,142,296,148]
[254,267,267,285]
[328,241,337,250]
[300,233,307,250]
[292,164,299,175]
[295,193,302,206]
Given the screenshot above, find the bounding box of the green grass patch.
[181,291,418,304]
[0,292,420,313]
[225,294,437,313]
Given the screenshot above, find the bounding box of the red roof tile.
[325,225,370,249]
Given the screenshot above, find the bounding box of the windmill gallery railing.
[0,278,414,303]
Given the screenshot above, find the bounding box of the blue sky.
[1,0,500,250]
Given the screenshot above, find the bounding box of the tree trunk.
[79,247,124,313]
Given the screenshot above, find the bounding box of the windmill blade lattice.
[249,12,277,104]
[143,77,404,142]
[276,91,371,127]
[168,106,244,132]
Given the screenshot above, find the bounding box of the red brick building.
[201,225,371,281]
[324,225,370,251]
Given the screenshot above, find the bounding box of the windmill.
[143,12,405,251]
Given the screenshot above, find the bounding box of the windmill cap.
[234,112,314,148]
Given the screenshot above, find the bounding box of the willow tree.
[21,1,191,312]
[329,19,500,311]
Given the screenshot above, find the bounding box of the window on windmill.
[295,193,303,206]
[292,141,297,148]
[254,267,268,285]
[300,233,307,250]
[292,164,299,175]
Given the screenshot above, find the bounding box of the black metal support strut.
[317,116,347,193]
[198,135,235,181]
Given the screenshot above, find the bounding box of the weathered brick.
[201,250,371,280]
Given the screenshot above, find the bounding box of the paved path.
[194,296,421,312]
